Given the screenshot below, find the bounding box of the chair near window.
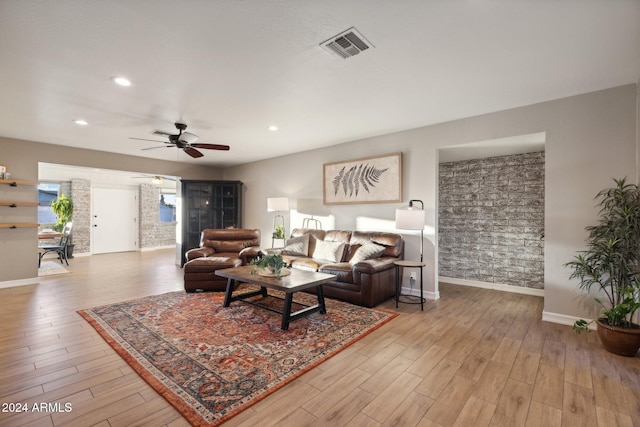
[38,222,73,267]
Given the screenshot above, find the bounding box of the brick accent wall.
[438,151,545,289]
[139,184,176,248]
[71,179,90,254]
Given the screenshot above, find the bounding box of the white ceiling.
[1,1,639,167]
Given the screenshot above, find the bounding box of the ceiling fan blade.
[151,130,174,137]
[141,146,174,151]
[179,131,199,144]
[183,147,204,158]
[191,143,230,151]
[129,137,168,143]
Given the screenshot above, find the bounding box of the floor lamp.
[395,199,426,309]
[267,197,289,247]
[395,199,425,261]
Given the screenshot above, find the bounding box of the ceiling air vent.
[320,27,373,59]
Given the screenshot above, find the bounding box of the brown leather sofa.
[270,228,404,307]
[183,228,261,292]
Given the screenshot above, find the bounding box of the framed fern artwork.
[323,152,402,205]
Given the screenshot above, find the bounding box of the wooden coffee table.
[215,265,337,330]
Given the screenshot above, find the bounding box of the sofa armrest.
[185,247,215,261]
[352,257,397,274]
[239,246,262,264]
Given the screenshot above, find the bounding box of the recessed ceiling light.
[268,125,278,131]
[111,76,132,87]
[73,119,88,126]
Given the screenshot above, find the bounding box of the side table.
[394,260,426,310]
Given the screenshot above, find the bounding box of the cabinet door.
[181,180,242,265]
[212,183,239,228]
[185,184,213,249]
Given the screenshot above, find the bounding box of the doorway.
[92,187,138,254]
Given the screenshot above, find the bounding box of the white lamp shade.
[267,197,289,212]
[395,208,425,230]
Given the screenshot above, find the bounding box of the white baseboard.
[0,277,39,289]
[542,311,596,330]
[140,245,176,252]
[439,276,545,297]
[400,285,440,301]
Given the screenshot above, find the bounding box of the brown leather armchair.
[183,228,261,292]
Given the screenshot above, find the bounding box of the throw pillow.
[281,234,310,256]
[349,242,386,264]
[312,239,346,263]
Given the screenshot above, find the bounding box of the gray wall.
[439,152,545,289]
[0,139,222,283]
[223,84,638,322]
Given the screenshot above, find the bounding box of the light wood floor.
[1,250,638,427]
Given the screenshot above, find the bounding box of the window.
[160,191,176,223]
[38,183,59,225]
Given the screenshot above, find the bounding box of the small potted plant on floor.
[251,253,290,278]
[566,177,640,356]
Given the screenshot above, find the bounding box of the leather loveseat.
[269,228,404,307]
[183,228,262,292]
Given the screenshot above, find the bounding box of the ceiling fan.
[132,175,177,185]
[130,122,230,158]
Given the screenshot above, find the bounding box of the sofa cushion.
[290,258,323,272]
[313,240,345,262]
[349,242,386,265]
[351,231,404,258]
[281,234,310,256]
[318,262,353,283]
[290,229,325,257]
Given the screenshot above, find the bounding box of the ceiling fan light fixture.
[179,131,199,144]
[73,119,88,126]
[111,76,132,87]
[151,176,163,185]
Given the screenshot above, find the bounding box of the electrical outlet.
[410,271,417,280]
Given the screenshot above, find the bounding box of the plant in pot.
[565,177,640,357]
[272,225,285,240]
[250,253,290,278]
[51,193,74,257]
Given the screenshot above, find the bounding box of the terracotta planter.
[596,319,640,357]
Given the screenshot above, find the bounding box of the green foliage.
[272,225,285,240]
[251,253,288,278]
[51,194,73,232]
[566,178,640,331]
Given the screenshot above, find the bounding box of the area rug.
[78,288,397,426]
[38,260,71,276]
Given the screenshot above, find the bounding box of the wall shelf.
[0,223,39,229]
[0,201,39,207]
[0,175,39,231]
[0,179,38,186]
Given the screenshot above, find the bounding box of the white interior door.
[92,187,138,254]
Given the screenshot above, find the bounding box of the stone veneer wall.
[438,151,545,289]
[70,179,91,254]
[139,184,176,249]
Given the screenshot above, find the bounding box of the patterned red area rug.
[78,288,397,426]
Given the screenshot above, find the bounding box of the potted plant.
[51,193,74,258]
[51,193,73,232]
[272,224,285,240]
[566,177,640,356]
[251,253,290,278]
